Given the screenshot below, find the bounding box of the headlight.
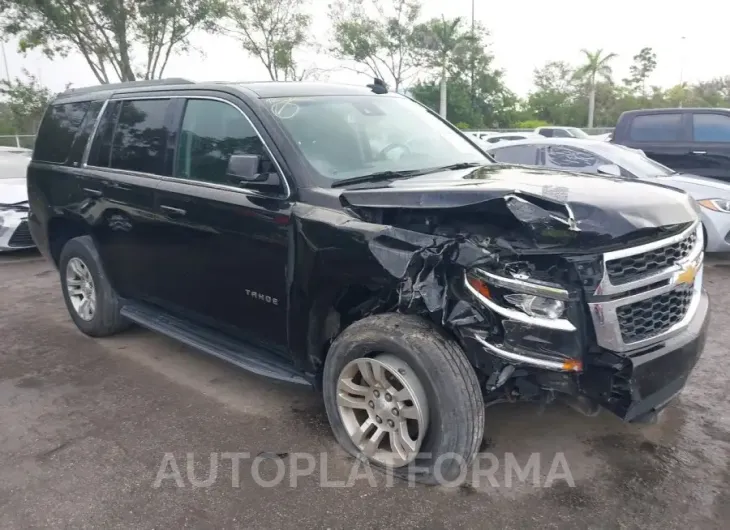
[503,293,565,319]
[464,269,575,331]
[697,198,730,213]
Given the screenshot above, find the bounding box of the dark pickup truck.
[612,107,730,182]
[27,78,709,483]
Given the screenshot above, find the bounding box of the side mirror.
[596,164,622,177]
[226,154,282,190]
[227,154,262,181]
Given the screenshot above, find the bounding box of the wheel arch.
[304,282,394,389]
[47,216,92,266]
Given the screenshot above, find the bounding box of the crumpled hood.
[0,178,28,205]
[340,165,698,242]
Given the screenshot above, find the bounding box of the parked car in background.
[479,132,542,144]
[0,146,33,155]
[612,108,730,183]
[593,132,613,141]
[467,131,499,141]
[534,126,591,139]
[485,137,730,252]
[0,149,33,251]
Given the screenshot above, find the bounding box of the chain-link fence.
[0,135,36,149]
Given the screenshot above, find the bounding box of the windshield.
[609,145,675,177]
[264,95,489,184]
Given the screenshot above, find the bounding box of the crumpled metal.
[367,225,499,329]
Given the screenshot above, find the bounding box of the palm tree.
[416,17,469,118]
[574,49,617,128]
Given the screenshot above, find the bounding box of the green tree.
[410,27,517,128]
[0,69,53,133]
[573,48,618,128]
[624,47,657,96]
[526,61,584,126]
[329,0,423,92]
[223,0,314,81]
[413,16,470,117]
[0,0,226,83]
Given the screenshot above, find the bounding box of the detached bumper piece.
[583,291,709,422]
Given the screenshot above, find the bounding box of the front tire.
[59,235,130,337]
[323,313,484,484]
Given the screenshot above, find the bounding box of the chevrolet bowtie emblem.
[676,263,697,286]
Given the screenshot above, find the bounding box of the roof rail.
[56,78,195,99]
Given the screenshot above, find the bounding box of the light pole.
[679,36,686,108]
[1,40,10,83]
[470,0,475,116]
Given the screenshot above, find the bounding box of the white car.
[0,150,33,251]
[486,137,730,252]
[534,126,591,139]
[480,132,542,145]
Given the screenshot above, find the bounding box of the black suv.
[612,108,730,182]
[27,79,709,482]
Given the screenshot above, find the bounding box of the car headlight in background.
[697,198,730,213]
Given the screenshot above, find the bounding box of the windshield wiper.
[426,162,483,172]
[330,170,421,188]
[330,162,485,189]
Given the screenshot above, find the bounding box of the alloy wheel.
[66,257,97,321]
[336,353,429,467]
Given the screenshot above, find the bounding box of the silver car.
[0,150,33,251]
[486,137,730,252]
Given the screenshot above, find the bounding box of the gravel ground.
[0,250,728,529]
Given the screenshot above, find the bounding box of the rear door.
[620,112,693,172]
[687,111,730,181]
[82,96,174,301]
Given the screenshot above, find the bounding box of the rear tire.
[323,313,484,484]
[59,235,130,337]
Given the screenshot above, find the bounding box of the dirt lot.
[0,250,728,529]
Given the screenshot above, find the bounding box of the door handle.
[82,187,103,197]
[160,205,187,216]
[691,150,707,155]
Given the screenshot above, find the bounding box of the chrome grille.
[616,284,694,343]
[588,222,703,353]
[606,230,696,285]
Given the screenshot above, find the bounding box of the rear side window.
[109,99,171,174]
[87,101,121,167]
[66,100,104,165]
[34,101,91,163]
[490,145,539,165]
[544,145,613,173]
[629,113,682,142]
[692,113,730,142]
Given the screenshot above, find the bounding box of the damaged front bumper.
[352,183,708,423]
[459,222,709,422]
[584,291,708,422]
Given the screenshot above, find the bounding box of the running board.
[120,302,311,386]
